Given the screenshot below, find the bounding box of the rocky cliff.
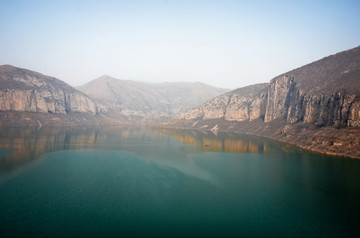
[0,65,104,114]
[0,65,126,126]
[162,46,360,159]
[0,65,102,114]
[77,76,229,122]
[177,83,268,122]
[0,65,228,126]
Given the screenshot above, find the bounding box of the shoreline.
[156,120,360,160]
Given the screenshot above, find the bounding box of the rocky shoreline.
[159,118,360,160]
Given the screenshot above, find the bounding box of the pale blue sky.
[1,0,359,89]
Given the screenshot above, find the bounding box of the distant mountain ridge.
[161,46,360,159]
[77,76,229,122]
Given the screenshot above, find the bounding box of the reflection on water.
[0,126,298,174]
[0,126,303,190]
[0,126,159,173]
[155,128,296,153]
[1,126,360,237]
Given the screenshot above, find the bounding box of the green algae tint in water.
[0,127,360,237]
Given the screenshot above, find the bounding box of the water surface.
[0,127,359,237]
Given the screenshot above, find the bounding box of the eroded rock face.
[177,77,360,128]
[177,83,269,122]
[264,75,294,122]
[263,76,360,128]
[0,65,104,114]
[172,46,360,129]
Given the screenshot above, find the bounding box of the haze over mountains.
[0,46,359,158]
[77,76,229,122]
[0,65,228,125]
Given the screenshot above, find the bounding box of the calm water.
[0,127,360,237]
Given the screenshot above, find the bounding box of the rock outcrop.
[0,65,104,115]
[162,46,360,159]
[177,83,268,122]
[0,65,126,126]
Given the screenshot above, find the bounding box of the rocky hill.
[161,46,360,159]
[0,65,228,126]
[177,83,269,122]
[77,76,229,122]
[0,65,104,114]
[0,65,121,126]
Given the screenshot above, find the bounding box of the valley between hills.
[0,46,359,159]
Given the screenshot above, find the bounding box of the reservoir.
[0,127,359,237]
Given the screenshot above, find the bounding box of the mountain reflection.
[0,126,153,173]
[155,128,284,153]
[0,126,297,174]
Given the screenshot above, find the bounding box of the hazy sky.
[1,0,359,89]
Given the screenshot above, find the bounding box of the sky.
[0,0,359,89]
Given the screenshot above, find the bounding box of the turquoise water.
[0,127,359,237]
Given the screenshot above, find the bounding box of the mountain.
[161,46,360,159]
[0,65,228,126]
[0,65,121,126]
[77,76,229,122]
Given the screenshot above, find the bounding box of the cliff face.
[163,46,360,158]
[0,65,104,114]
[77,76,229,122]
[264,75,360,128]
[177,83,268,122]
[263,45,360,128]
[173,47,360,128]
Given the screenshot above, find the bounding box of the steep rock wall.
[0,89,101,114]
[0,66,103,115]
[172,47,360,129]
[265,75,360,128]
[175,77,360,128]
[177,84,268,122]
[264,75,295,122]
